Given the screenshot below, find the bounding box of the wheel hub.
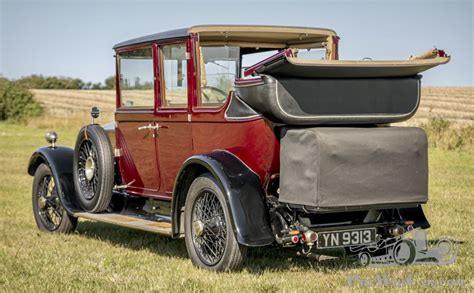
[193,220,205,237]
[191,190,228,266]
[85,157,95,181]
[38,196,47,209]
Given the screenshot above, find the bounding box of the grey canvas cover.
[279,127,428,211]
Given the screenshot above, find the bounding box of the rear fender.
[28,146,81,214]
[172,151,275,247]
[398,206,430,229]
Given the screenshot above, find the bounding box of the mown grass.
[0,122,473,291]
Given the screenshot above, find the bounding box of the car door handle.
[137,124,168,130]
[137,124,154,130]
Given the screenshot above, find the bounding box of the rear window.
[119,47,154,108]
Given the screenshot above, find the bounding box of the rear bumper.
[305,206,430,233]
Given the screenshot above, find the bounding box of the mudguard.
[173,151,275,247]
[398,206,430,229]
[27,146,81,214]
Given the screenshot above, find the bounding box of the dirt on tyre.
[184,173,247,271]
[32,163,77,233]
[73,124,114,212]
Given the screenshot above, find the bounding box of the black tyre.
[32,164,77,233]
[184,173,246,271]
[73,124,114,212]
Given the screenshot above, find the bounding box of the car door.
[115,45,162,196]
[155,41,193,197]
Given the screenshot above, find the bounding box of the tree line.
[0,77,42,121]
[12,75,116,90]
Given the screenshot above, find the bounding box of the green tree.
[15,75,85,89]
[104,76,116,89]
[0,79,43,121]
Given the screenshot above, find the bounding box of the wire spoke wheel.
[191,190,227,266]
[36,175,63,231]
[77,139,99,200]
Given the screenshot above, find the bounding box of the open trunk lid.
[244,48,450,78]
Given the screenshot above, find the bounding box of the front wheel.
[184,174,246,271]
[32,163,77,233]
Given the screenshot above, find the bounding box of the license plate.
[317,228,376,248]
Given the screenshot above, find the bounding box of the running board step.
[75,212,172,236]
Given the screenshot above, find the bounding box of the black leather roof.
[113,28,189,49]
[113,25,337,50]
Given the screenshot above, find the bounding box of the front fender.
[28,146,81,214]
[173,151,275,247]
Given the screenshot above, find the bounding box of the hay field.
[415,87,473,124]
[31,87,473,125]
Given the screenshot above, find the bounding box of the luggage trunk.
[279,127,428,211]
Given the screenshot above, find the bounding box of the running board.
[75,212,172,236]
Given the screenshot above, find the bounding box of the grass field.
[0,88,473,290]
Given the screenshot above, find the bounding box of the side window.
[161,44,188,108]
[199,46,239,107]
[119,47,154,108]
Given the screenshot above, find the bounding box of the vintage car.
[27,25,449,271]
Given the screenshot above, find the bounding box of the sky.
[0,0,473,86]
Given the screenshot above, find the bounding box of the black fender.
[398,206,430,229]
[27,146,81,214]
[172,151,275,247]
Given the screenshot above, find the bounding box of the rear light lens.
[291,235,299,244]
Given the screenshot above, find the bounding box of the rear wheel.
[73,124,114,212]
[32,164,77,233]
[184,174,246,271]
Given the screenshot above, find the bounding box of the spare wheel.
[73,124,114,212]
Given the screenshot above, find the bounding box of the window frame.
[192,38,232,113]
[115,44,158,112]
[195,45,240,110]
[157,40,191,113]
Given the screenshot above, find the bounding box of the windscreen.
[199,46,240,106]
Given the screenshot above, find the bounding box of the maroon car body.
[28,25,449,271]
